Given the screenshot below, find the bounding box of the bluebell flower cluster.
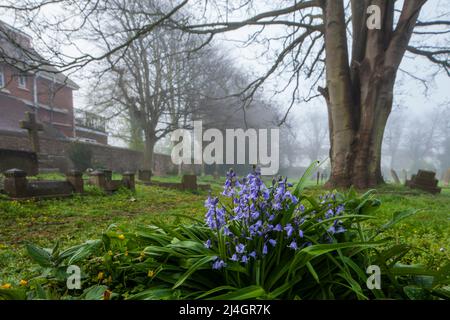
[206,168,348,270]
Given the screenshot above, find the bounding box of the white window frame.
[18,74,27,89]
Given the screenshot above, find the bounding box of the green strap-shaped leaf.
[209,285,266,300]
[173,256,217,289]
[26,243,52,267]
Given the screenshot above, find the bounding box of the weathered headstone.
[19,112,43,153]
[89,170,106,190]
[89,169,135,193]
[390,169,401,184]
[3,168,84,199]
[66,170,84,194]
[122,171,135,191]
[3,169,28,198]
[182,174,198,190]
[138,170,152,181]
[405,170,441,194]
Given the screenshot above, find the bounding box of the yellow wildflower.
[148,270,155,278]
[97,272,104,281]
[108,250,113,256]
[19,279,28,286]
[124,251,128,256]
[1,283,12,289]
[118,234,125,240]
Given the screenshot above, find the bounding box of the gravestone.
[405,170,441,194]
[138,170,152,181]
[89,170,135,192]
[182,174,198,190]
[3,168,83,199]
[390,169,401,184]
[19,112,43,153]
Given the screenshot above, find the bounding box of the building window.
[0,69,4,88]
[18,74,27,89]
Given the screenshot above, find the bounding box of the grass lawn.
[1,174,449,285]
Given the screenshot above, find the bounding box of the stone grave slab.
[405,170,441,194]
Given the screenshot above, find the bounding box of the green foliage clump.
[67,143,93,171]
[1,165,449,300]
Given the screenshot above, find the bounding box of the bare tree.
[1,0,449,187]
[382,108,406,170]
[298,109,329,164]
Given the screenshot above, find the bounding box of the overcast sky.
[2,0,449,148]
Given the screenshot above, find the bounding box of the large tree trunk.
[143,134,156,172]
[322,0,425,189]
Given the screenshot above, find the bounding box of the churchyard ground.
[1,173,449,285]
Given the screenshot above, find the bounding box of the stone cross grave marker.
[20,112,43,153]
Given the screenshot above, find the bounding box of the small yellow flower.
[124,251,128,256]
[147,270,155,278]
[1,283,12,289]
[118,234,125,240]
[97,272,104,281]
[19,279,28,286]
[108,250,113,256]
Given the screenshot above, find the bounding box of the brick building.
[0,20,107,144]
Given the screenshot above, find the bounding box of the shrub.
[67,142,93,172]
[2,165,449,300]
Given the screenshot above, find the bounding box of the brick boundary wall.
[0,130,176,175]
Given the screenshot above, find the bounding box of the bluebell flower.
[223,226,233,236]
[284,223,294,238]
[212,258,226,270]
[299,230,304,238]
[231,253,239,261]
[273,224,283,232]
[249,251,257,259]
[236,243,246,254]
[241,255,249,264]
[269,239,277,247]
[289,241,298,250]
[204,239,211,249]
[262,244,268,255]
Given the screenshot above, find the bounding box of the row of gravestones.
[2,168,136,200]
[1,168,210,200]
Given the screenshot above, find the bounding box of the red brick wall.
[0,131,176,175]
[1,64,75,137]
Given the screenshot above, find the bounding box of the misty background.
[2,0,449,179]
